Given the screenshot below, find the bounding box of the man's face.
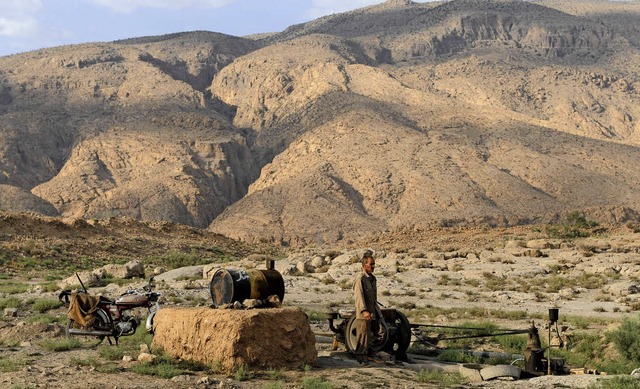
[363,257,375,275]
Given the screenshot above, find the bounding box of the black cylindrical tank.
[209,261,284,307]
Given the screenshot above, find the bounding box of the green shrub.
[234,363,252,381]
[40,338,83,352]
[0,356,30,372]
[31,298,63,313]
[436,350,478,364]
[301,377,334,389]
[98,345,126,361]
[131,360,184,378]
[610,316,640,364]
[27,313,60,324]
[130,350,207,378]
[0,282,29,294]
[496,334,528,354]
[546,211,598,239]
[265,367,285,380]
[0,297,21,309]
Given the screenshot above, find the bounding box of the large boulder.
[59,270,103,289]
[152,307,317,372]
[102,260,145,279]
[154,265,203,282]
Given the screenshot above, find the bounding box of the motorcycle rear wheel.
[66,310,111,348]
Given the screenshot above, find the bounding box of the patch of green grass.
[30,298,63,313]
[98,345,126,361]
[587,376,640,389]
[435,350,478,364]
[130,349,208,378]
[27,313,61,324]
[0,282,29,294]
[0,297,21,309]
[40,338,83,352]
[0,356,31,372]
[496,334,528,354]
[35,281,60,293]
[265,367,285,380]
[234,363,252,381]
[131,360,185,379]
[415,370,467,387]
[301,377,334,389]
[609,315,640,365]
[0,337,20,347]
[304,310,325,322]
[545,211,599,239]
[410,305,539,322]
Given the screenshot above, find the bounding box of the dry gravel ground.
[2,221,640,388]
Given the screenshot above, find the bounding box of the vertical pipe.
[548,323,551,375]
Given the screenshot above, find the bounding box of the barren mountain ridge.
[1,0,640,245]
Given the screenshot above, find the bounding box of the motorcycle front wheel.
[65,309,111,348]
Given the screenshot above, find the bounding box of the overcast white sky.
[0,0,433,57]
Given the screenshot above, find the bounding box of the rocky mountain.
[1,0,640,245]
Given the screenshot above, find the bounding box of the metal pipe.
[423,329,531,341]
[68,329,113,337]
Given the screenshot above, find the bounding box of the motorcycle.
[58,273,161,346]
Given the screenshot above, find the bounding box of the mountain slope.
[1,0,640,244]
[0,32,261,227]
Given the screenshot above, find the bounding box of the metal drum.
[209,261,285,307]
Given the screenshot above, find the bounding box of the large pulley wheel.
[344,315,389,354]
[382,310,411,360]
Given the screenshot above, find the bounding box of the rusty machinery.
[209,260,285,307]
[326,307,566,376]
[325,307,413,361]
[208,262,565,376]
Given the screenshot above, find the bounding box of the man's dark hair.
[361,249,374,264]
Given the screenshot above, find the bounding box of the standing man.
[353,249,383,364]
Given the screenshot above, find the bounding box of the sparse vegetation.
[587,376,640,389]
[609,315,640,365]
[234,363,252,381]
[30,298,63,313]
[131,352,209,378]
[0,356,31,372]
[301,377,334,389]
[40,338,84,352]
[415,370,467,386]
[0,282,30,294]
[545,212,599,239]
[0,296,21,309]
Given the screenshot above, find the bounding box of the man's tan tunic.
[353,270,383,361]
[354,271,379,320]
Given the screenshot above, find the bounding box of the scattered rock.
[137,353,156,363]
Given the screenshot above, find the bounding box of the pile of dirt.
[152,307,317,372]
